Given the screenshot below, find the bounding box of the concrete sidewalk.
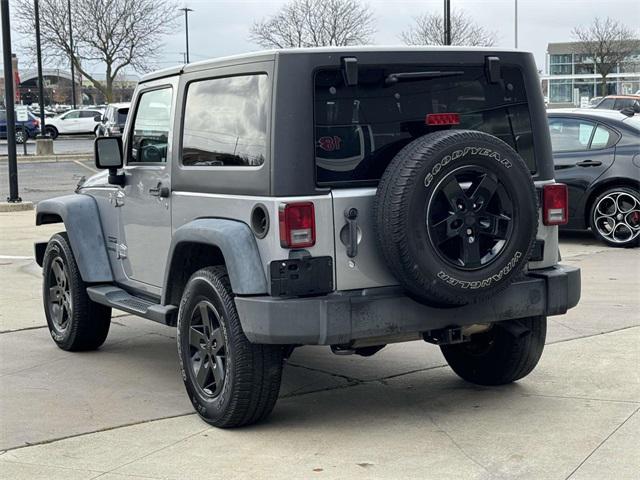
[0,211,638,479]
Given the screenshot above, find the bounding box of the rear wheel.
[177,266,283,428]
[15,128,27,144]
[42,233,112,351]
[441,316,546,385]
[589,187,640,248]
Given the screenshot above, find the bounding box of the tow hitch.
[423,324,491,345]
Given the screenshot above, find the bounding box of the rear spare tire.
[374,130,537,306]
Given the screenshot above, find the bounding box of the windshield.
[314,64,536,186]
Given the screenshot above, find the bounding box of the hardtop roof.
[140,45,526,83]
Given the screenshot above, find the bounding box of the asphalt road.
[0,213,638,479]
[0,135,95,156]
[0,159,96,203]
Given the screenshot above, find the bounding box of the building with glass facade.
[541,41,640,106]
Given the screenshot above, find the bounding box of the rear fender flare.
[162,218,267,304]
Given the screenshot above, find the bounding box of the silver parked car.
[35,47,580,428]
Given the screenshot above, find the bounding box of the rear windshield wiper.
[385,71,464,85]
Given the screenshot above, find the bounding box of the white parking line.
[74,159,98,173]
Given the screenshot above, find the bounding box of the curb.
[0,154,92,164]
[0,201,34,212]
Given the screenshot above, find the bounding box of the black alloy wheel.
[187,300,227,398]
[177,266,284,428]
[427,165,514,270]
[42,232,111,351]
[47,256,73,334]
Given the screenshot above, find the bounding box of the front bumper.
[235,264,580,345]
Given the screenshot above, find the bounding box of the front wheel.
[45,126,58,139]
[42,233,112,351]
[441,316,546,385]
[177,266,283,428]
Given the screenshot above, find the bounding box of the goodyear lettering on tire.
[424,147,513,188]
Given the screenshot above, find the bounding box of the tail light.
[543,183,568,226]
[426,113,460,126]
[279,202,315,248]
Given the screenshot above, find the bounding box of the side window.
[590,125,617,149]
[129,87,172,164]
[597,98,614,109]
[548,118,595,152]
[0,110,6,122]
[63,111,80,119]
[80,110,98,118]
[182,74,268,167]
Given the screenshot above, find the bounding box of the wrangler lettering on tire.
[375,130,538,306]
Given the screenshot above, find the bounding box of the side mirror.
[94,136,125,186]
[94,114,103,122]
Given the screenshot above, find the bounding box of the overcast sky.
[157,0,638,73]
[3,0,639,76]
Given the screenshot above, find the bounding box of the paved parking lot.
[0,136,95,156]
[0,159,96,204]
[0,212,638,479]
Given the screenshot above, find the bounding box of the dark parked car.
[0,109,41,144]
[592,95,640,112]
[95,102,129,137]
[548,109,640,247]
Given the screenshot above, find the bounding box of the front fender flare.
[162,218,268,303]
[36,194,113,282]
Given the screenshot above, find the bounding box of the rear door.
[79,110,100,133]
[548,116,617,224]
[315,63,539,290]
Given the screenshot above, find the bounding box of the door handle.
[149,183,170,197]
[575,159,602,167]
[344,207,359,258]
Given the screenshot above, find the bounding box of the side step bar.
[86,285,177,326]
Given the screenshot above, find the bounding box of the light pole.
[34,0,46,136]
[443,0,451,46]
[1,0,21,202]
[514,0,518,48]
[179,7,193,64]
[67,0,76,108]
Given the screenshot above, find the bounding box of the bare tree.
[249,0,375,48]
[14,0,178,102]
[400,10,496,47]
[572,17,639,96]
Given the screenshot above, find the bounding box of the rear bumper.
[235,264,580,345]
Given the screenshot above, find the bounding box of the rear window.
[117,108,129,124]
[314,64,536,186]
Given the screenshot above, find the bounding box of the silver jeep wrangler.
[36,47,580,428]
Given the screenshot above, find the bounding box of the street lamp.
[514,0,519,48]
[67,0,76,108]
[179,7,193,64]
[1,0,21,202]
[443,0,451,46]
[34,0,47,136]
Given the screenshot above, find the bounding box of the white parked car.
[44,108,103,139]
